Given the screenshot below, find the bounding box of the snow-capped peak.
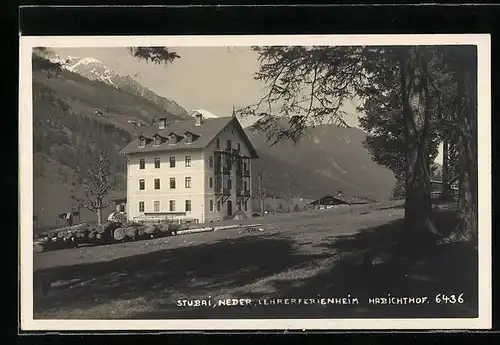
[189,109,220,119]
[67,57,105,71]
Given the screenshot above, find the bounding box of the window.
[154,178,161,190]
[244,200,248,211]
[139,158,145,169]
[119,204,125,213]
[139,179,145,190]
[209,156,213,167]
[209,200,214,211]
[139,201,145,213]
[154,157,160,169]
[154,136,162,146]
[170,156,176,168]
[159,118,166,129]
[170,178,176,189]
[169,200,176,212]
[227,139,232,150]
[185,133,192,144]
[243,162,247,171]
[216,137,220,148]
[237,143,241,151]
[238,201,242,211]
[209,177,213,188]
[139,137,146,147]
[153,200,160,212]
[228,178,232,190]
[185,177,192,188]
[217,201,221,211]
[185,200,191,212]
[169,134,177,145]
[185,156,192,167]
[244,180,248,191]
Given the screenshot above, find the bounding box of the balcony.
[236,189,251,198]
[215,187,231,196]
[214,165,231,175]
[223,188,231,196]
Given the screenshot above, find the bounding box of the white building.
[120,113,259,223]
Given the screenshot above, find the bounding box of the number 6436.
[435,293,464,304]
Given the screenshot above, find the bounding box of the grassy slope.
[33,207,477,319]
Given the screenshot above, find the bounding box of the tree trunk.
[96,208,102,226]
[444,47,478,244]
[399,47,438,236]
[260,198,264,215]
[441,138,451,201]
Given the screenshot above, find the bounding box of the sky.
[50,46,442,163]
[51,46,361,129]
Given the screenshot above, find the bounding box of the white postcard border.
[19,34,492,331]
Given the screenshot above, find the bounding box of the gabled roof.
[120,116,259,158]
[309,195,373,205]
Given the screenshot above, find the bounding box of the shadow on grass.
[262,209,478,319]
[34,210,478,320]
[34,233,329,318]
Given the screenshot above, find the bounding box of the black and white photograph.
[19,34,491,330]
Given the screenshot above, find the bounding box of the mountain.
[245,119,397,202]
[32,53,396,229]
[32,61,189,228]
[48,53,189,118]
[189,109,220,119]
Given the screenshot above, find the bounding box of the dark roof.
[309,195,373,206]
[120,116,259,158]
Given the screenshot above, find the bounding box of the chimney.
[158,117,167,130]
[194,113,203,127]
[337,190,343,197]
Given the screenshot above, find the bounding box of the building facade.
[120,113,258,223]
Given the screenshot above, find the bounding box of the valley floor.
[32,206,478,320]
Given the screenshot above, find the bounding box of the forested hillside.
[32,67,186,228]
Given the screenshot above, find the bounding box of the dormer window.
[154,135,162,146]
[185,133,193,144]
[194,113,203,126]
[169,133,178,145]
[158,117,167,130]
[139,136,146,148]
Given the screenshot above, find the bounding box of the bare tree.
[253,169,268,215]
[72,149,113,226]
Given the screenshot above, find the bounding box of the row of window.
[137,176,249,191]
[138,200,190,213]
[139,177,192,190]
[139,156,192,170]
[137,199,248,213]
[138,154,249,172]
[215,138,241,151]
[139,131,197,147]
